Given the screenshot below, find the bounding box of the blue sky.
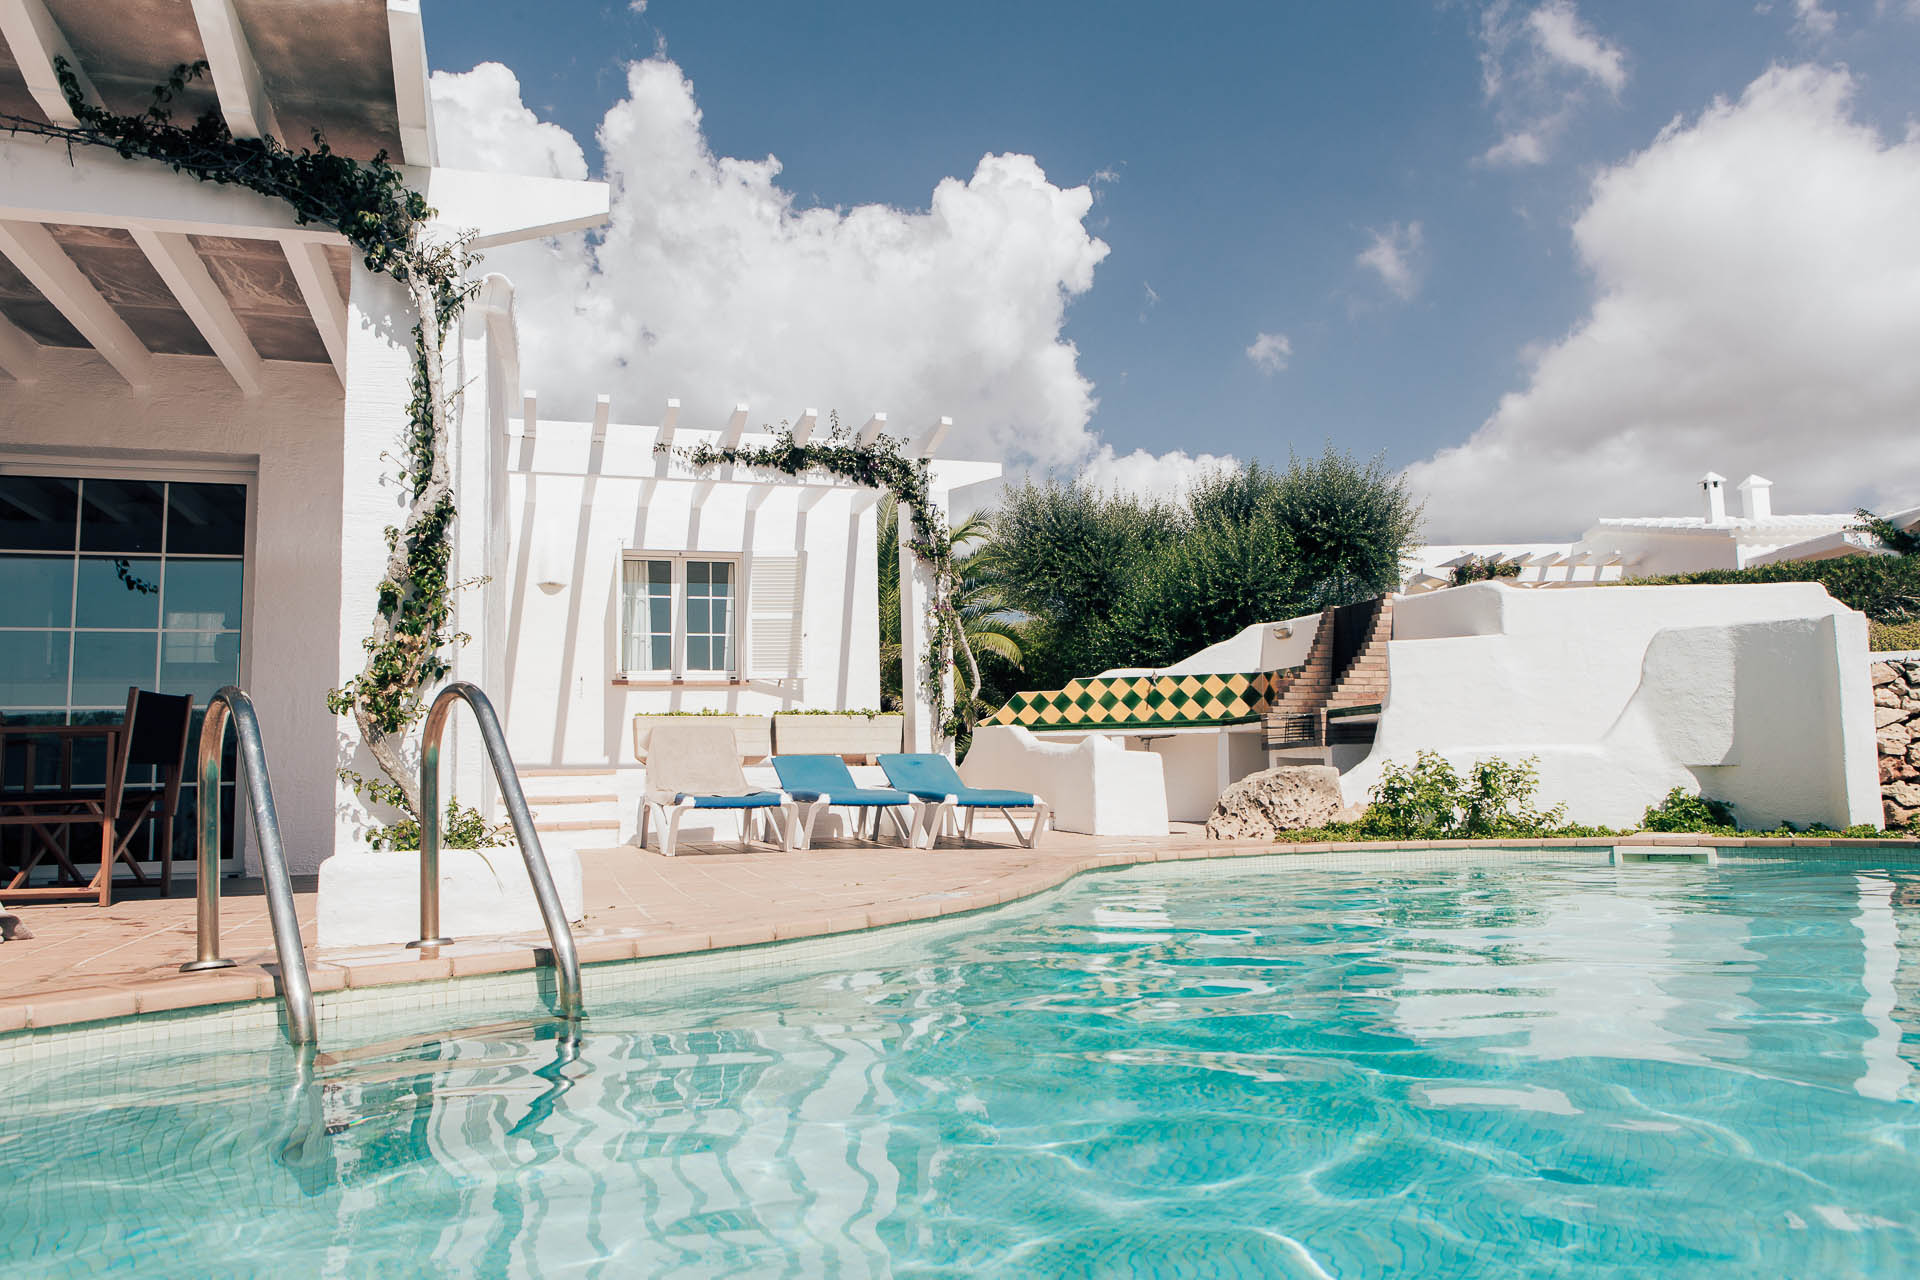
[426,2,1920,538]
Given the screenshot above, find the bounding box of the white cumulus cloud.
[1478,1,1628,166]
[1527,1,1627,92]
[1793,0,1839,37]
[431,58,1119,478]
[1357,223,1423,300]
[1406,64,1920,540]
[1245,331,1292,373]
[1078,445,1241,504]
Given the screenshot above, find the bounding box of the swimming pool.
[4,851,1918,1276]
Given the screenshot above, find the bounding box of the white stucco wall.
[962,724,1168,836]
[499,419,882,769]
[1342,581,1882,830]
[0,345,351,874]
[1101,611,1323,678]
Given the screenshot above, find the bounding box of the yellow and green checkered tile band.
[988,668,1299,731]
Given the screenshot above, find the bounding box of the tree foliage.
[982,447,1422,686]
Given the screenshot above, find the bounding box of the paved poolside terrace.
[2,828,1913,1035]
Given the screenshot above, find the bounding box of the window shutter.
[747,555,803,680]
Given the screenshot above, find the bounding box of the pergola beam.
[0,0,99,127]
[657,398,679,449]
[910,416,952,458]
[188,0,280,140]
[791,408,817,444]
[279,237,346,385]
[131,227,263,395]
[0,310,40,382]
[386,1,439,167]
[0,219,151,388]
[719,403,748,447]
[0,136,344,242]
[858,412,887,445]
[590,393,610,441]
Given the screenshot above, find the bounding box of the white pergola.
[513,392,998,752]
[0,0,606,394]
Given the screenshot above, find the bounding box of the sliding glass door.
[0,471,248,872]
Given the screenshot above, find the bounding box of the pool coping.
[3,832,1915,1039]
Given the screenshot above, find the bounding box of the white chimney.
[1699,471,1727,524]
[1736,474,1773,521]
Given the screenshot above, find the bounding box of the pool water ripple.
[4,853,1920,1277]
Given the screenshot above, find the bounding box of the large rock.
[1207,766,1345,840]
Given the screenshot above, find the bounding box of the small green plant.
[1355,750,1569,839]
[1449,555,1523,587]
[773,708,897,717]
[1640,787,1736,833]
[371,800,513,852]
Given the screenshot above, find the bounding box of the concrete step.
[534,817,620,833]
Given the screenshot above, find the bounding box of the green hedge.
[1627,555,1920,627]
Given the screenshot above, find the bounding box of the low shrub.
[1871,619,1920,651]
[1623,555,1920,624]
[1640,787,1735,832]
[1352,750,1576,840]
[1271,764,1909,844]
[375,801,513,851]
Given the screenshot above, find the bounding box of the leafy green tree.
[983,481,1181,688]
[983,448,1422,684]
[877,497,1023,716]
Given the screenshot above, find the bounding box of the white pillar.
[331,261,421,857]
[898,487,954,755]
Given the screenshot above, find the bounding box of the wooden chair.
[0,687,194,904]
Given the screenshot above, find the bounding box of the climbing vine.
[2,60,477,815]
[662,416,979,738]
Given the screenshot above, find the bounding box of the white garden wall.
[498,418,883,770]
[1342,581,1882,830]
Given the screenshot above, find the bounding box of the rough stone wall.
[1873,659,1920,828]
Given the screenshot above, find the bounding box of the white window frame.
[618,552,743,683]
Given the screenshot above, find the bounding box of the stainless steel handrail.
[181,686,317,1046]
[413,682,583,1020]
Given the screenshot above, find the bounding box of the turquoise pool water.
[5,852,1920,1277]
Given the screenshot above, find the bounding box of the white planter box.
[772,713,904,759]
[632,714,773,762]
[315,845,586,950]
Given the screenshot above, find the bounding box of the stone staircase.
[517,767,626,852]
[1326,596,1393,713]
[1263,596,1392,751]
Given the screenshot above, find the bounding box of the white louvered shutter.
[746,555,803,680]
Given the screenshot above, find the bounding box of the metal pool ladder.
[180,686,316,1045]
[412,682,583,1020]
[181,682,583,1047]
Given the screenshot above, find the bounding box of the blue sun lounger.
[771,755,923,849]
[877,753,1051,849]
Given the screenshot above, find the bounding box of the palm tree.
[877,497,1022,719]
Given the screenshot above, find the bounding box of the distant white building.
[1403,472,1920,593]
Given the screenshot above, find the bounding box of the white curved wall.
[1341,582,1881,830]
[961,724,1168,835]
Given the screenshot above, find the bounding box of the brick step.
[533,818,620,833]
[526,793,618,806]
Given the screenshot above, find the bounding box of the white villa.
[0,0,989,890]
[1403,471,1920,591]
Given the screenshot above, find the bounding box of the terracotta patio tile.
[28,985,138,1028]
[632,931,709,957]
[706,924,777,951]
[449,949,539,978]
[573,936,637,965]
[134,970,272,1013]
[341,955,454,988]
